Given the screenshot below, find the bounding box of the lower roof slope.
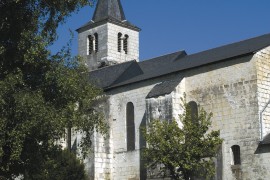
[260,133,270,145]
[89,61,136,88]
[89,33,270,90]
[146,77,183,99]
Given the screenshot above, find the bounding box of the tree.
[143,97,222,180]
[0,0,107,178]
[25,150,87,180]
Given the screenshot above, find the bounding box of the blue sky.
[50,0,270,61]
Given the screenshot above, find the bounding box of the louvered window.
[123,34,129,54]
[88,35,94,55]
[94,33,98,52]
[118,33,122,52]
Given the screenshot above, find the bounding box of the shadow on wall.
[139,112,147,180]
[255,133,270,154]
[254,144,270,154]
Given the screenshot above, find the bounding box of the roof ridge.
[89,60,136,73]
[140,50,186,63]
[188,33,270,57]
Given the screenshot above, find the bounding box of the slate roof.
[260,133,270,145]
[89,33,270,92]
[164,33,270,76]
[89,50,186,89]
[108,51,187,89]
[77,0,140,32]
[146,78,183,99]
[92,0,126,22]
[89,60,138,88]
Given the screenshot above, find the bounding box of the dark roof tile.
[89,33,270,90]
[146,77,183,98]
[89,60,136,88]
[260,133,270,145]
[164,33,270,75]
[77,0,140,32]
[107,51,187,89]
[92,0,126,22]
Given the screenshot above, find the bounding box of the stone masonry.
[78,23,139,71]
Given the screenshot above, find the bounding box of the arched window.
[126,102,135,151]
[94,33,98,53]
[231,145,241,165]
[123,34,129,54]
[118,33,122,52]
[188,101,198,122]
[88,35,94,55]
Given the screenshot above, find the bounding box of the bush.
[25,150,86,180]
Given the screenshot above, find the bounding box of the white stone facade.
[256,47,270,138]
[90,47,270,180]
[182,51,270,180]
[82,49,270,179]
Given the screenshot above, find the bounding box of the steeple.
[92,0,126,22]
[77,0,140,32]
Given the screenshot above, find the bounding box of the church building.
[75,0,270,179]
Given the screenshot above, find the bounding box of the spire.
[92,0,126,22]
[76,0,140,32]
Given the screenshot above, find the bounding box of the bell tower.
[77,0,140,70]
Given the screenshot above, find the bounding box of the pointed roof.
[92,0,126,22]
[77,0,140,32]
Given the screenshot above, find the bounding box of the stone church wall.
[145,94,172,179]
[183,54,270,180]
[76,97,113,180]
[107,80,157,180]
[253,46,270,180]
[172,78,185,125]
[105,73,183,180]
[82,47,270,180]
[146,94,173,122]
[83,131,112,180]
[255,46,270,138]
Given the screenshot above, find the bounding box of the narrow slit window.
[118,33,122,52]
[126,102,135,151]
[88,35,94,55]
[231,145,241,165]
[123,34,129,54]
[188,101,198,122]
[94,33,98,53]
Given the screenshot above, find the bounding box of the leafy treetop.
[143,96,222,180]
[0,0,107,178]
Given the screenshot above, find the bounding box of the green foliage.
[24,150,86,180]
[143,96,222,180]
[0,0,106,178]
